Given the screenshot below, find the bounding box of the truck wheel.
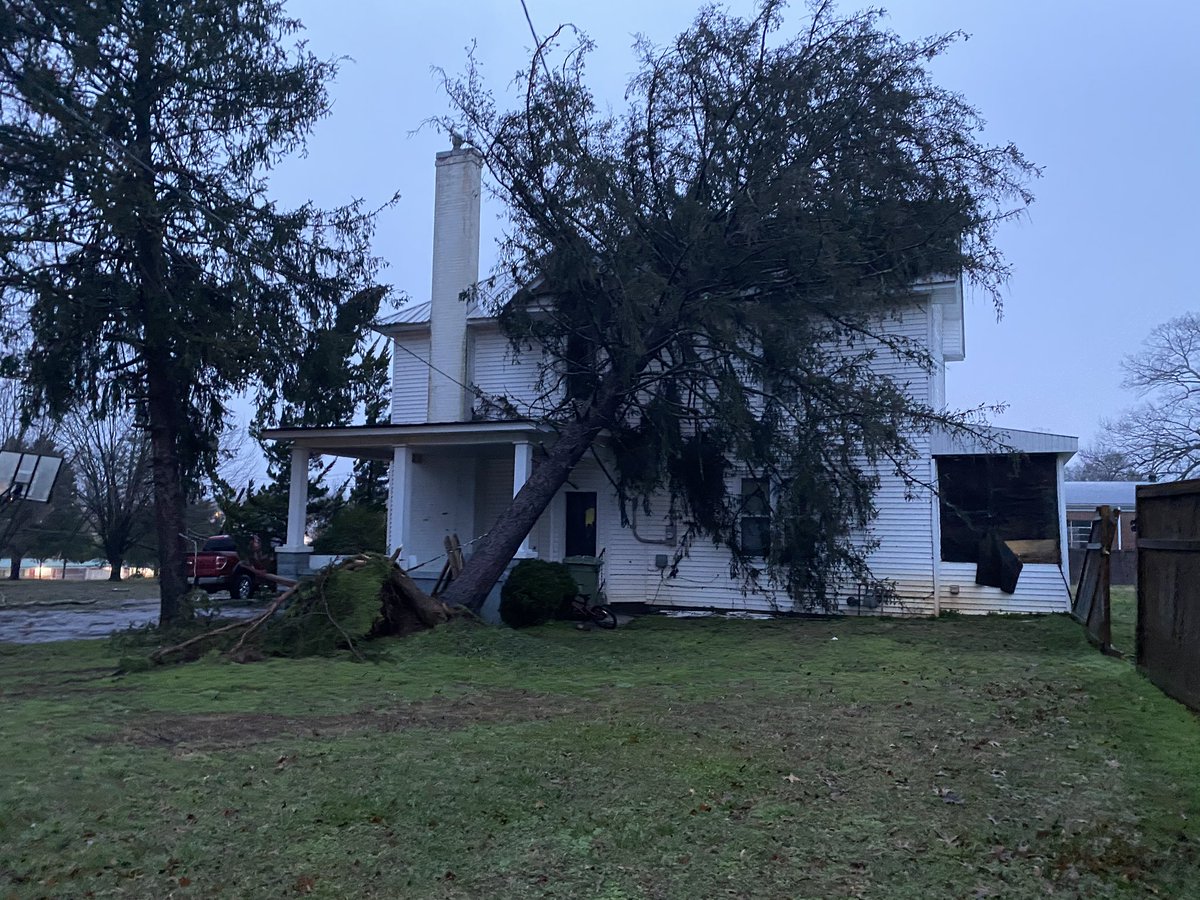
[230,572,255,600]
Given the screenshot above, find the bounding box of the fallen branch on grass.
[150,583,300,663]
[148,553,473,665]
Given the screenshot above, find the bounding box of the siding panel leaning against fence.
[1136,480,1200,712]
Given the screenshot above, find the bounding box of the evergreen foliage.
[437,1,1035,611]
[313,504,386,555]
[0,1,392,621]
[262,554,395,658]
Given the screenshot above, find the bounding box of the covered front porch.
[262,421,560,583]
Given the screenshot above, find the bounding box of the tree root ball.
[150,553,470,665]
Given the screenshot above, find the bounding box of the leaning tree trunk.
[439,400,618,613]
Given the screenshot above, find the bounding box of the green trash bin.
[562,555,601,602]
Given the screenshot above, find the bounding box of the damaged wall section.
[937,453,1061,565]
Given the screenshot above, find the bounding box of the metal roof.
[931,425,1078,456]
[375,300,433,326]
[1064,480,1151,509]
[374,299,495,330]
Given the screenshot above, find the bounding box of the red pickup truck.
[184,535,267,599]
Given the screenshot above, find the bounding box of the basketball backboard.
[0,450,63,503]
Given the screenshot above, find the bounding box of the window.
[1068,519,1095,549]
[937,454,1060,563]
[740,478,771,556]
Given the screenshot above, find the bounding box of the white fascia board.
[262,421,550,459]
[931,425,1078,457]
[912,275,965,363]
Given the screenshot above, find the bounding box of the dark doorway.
[565,491,598,557]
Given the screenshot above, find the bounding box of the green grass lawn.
[1109,586,1136,657]
[3,612,1198,898]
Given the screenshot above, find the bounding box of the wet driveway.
[0,598,265,644]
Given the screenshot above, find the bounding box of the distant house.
[1064,480,1149,586]
[1064,481,1149,551]
[265,144,1078,616]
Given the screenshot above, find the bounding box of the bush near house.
[312,504,386,555]
[499,559,578,628]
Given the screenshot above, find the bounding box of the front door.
[564,491,597,557]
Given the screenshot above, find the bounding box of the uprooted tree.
[434,1,1036,613]
[0,1,391,624]
[142,553,471,667]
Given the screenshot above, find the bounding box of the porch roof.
[261,420,549,460]
[931,425,1078,457]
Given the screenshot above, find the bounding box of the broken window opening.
[937,454,1060,565]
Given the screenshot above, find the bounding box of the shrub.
[500,559,578,628]
[313,504,386,554]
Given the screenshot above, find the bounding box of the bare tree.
[63,412,154,580]
[1064,443,1145,481]
[1107,314,1200,478]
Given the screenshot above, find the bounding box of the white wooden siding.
[473,457,515,548]
[856,305,938,615]
[391,333,430,424]
[470,325,546,418]
[929,301,946,411]
[406,455,477,572]
[518,303,948,615]
[937,562,1071,614]
[386,297,1069,617]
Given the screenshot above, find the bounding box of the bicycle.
[565,549,618,630]
[567,591,618,630]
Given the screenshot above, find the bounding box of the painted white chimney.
[427,141,482,422]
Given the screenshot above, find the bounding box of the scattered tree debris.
[147,553,470,665]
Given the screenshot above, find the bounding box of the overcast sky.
[273,0,1199,450]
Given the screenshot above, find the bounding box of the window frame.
[739,477,772,557]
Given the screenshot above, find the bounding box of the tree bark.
[8,555,19,580]
[438,401,618,612]
[107,556,124,581]
[131,3,187,625]
[144,357,188,623]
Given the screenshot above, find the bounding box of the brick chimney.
[427,141,482,422]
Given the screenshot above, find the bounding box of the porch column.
[390,446,414,565]
[513,440,536,558]
[277,446,312,579]
[284,446,309,551]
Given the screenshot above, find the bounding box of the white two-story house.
[266,143,1077,616]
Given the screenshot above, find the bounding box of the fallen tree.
[433,1,1037,613]
[145,553,464,666]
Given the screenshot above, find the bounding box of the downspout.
[930,457,942,616]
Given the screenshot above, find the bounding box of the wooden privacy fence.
[1072,505,1119,654]
[1136,480,1200,712]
